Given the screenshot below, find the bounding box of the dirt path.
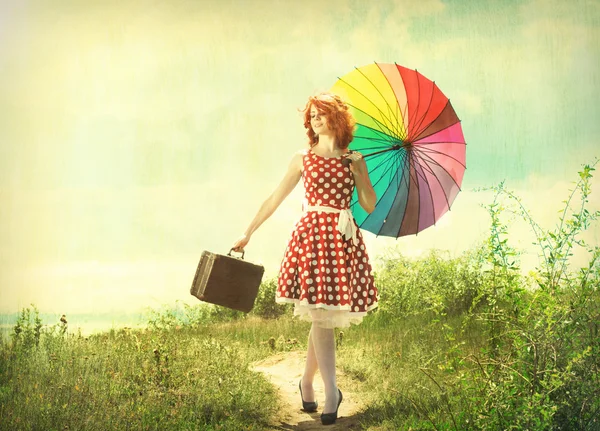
[251,350,367,430]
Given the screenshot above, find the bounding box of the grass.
[2,164,599,430]
[1,295,598,430]
[0,315,298,431]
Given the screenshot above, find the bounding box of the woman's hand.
[344,151,368,175]
[232,234,250,253]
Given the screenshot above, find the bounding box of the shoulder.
[292,149,308,162]
[286,149,306,172]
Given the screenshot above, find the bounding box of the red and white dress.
[276,149,379,328]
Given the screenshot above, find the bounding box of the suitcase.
[190,249,264,313]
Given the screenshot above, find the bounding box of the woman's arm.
[347,152,376,214]
[232,152,303,252]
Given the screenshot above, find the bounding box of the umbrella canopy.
[330,62,466,238]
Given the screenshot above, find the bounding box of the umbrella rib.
[412,100,460,142]
[350,153,393,212]
[405,70,422,140]
[365,151,403,190]
[400,149,434,237]
[338,75,403,141]
[352,149,405,222]
[354,123,400,149]
[381,63,408,140]
[409,150,439,229]
[375,62,407,140]
[411,79,437,139]
[413,149,462,210]
[375,150,409,237]
[345,101,400,143]
[351,67,403,139]
[415,144,467,169]
[391,150,413,237]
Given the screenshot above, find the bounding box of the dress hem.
[275,296,379,312]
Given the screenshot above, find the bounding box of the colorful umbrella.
[330,62,466,238]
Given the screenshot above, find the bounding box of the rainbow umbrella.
[330,62,466,238]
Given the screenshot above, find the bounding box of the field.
[1,167,599,430]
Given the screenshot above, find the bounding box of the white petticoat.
[276,297,377,329]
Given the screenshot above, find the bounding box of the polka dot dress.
[276,149,379,328]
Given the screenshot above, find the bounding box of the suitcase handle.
[228,248,245,259]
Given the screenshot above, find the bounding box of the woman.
[232,92,378,425]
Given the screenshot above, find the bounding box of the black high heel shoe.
[299,380,318,412]
[320,389,343,425]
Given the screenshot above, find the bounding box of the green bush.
[374,248,485,321]
[355,163,600,430]
[251,277,292,319]
[423,163,600,430]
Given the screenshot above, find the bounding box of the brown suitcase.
[190,250,264,313]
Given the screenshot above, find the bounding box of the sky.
[0,0,599,318]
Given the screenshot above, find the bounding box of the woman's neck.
[314,135,342,156]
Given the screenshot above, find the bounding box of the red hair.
[302,93,355,149]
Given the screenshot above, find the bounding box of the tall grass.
[1,163,598,430]
[338,163,600,430]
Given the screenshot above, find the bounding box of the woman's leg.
[300,327,318,402]
[311,323,340,413]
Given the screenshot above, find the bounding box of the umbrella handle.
[342,144,403,167]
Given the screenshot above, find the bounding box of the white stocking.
[301,328,318,402]
[310,322,339,413]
